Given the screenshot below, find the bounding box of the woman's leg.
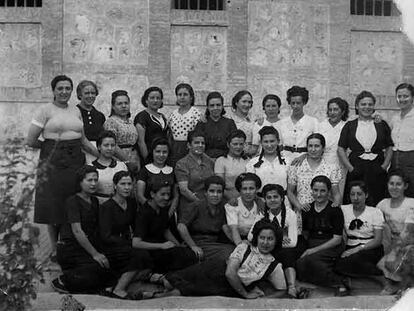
[113,270,139,297]
[47,224,58,256]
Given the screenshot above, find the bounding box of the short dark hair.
[205,91,225,117]
[96,130,117,148]
[51,75,73,91]
[113,170,132,185]
[395,83,414,96]
[387,169,410,185]
[148,180,173,195]
[311,175,332,191]
[262,94,281,110]
[187,129,205,144]
[76,80,98,100]
[251,220,279,248]
[349,180,368,196]
[146,137,171,165]
[327,97,349,121]
[286,86,309,104]
[306,133,326,148]
[76,165,98,188]
[354,90,375,115]
[204,175,225,191]
[258,126,280,141]
[226,129,246,144]
[110,90,131,117]
[175,83,195,106]
[231,90,253,110]
[235,172,262,192]
[141,86,164,108]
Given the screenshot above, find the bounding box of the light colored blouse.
[214,155,248,200]
[225,197,259,236]
[246,156,288,190]
[390,108,414,151]
[318,119,345,167]
[355,119,377,160]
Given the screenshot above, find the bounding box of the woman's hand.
[297,203,311,212]
[290,154,306,167]
[282,237,291,247]
[168,204,177,217]
[300,248,317,258]
[227,197,239,207]
[93,253,110,269]
[190,245,204,260]
[341,247,361,258]
[162,241,176,250]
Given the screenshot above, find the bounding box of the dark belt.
[347,235,374,240]
[283,145,307,153]
[119,144,134,149]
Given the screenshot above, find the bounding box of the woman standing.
[103,90,140,174]
[278,86,318,165]
[390,83,414,197]
[168,83,202,165]
[194,91,237,159]
[175,130,215,212]
[377,170,414,294]
[246,126,287,191]
[214,130,248,203]
[335,181,384,296]
[251,94,282,156]
[338,90,393,206]
[134,86,169,161]
[287,134,342,233]
[317,97,349,196]
[76,80,105,161]
[26,75,98,260]
[296,175,346,296]
[225,173,262,245]
[228,90,255,155]
[92,130,128,203]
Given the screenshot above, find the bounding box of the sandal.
[297,287,312,299]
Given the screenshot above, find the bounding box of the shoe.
[286,286,297,298]
[51,277,69,294]
[334,286,350,297]
[149,273,165,285]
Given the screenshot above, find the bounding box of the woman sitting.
[132,181,197,274]
[52,166,143,298]
[287,133,342,234]
[334,180,385,296]
[194,91,237,159]
[92,130,128,203]
[225,173,262,245]
[248,184,304,298]
[175,129,215,212]
[377,170,414,294]
[161,221,286,298]
[296,175,346,296]
[99,170,152,299]
[246,126,287,191]
[177,175,234,261]
[136,138,178,216]
[215,130,248,203]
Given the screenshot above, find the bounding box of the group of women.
[26,74,414,299]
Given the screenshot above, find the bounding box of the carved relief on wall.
[171,26,227,92]
[0,23,41,87]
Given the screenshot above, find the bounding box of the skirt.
[34,139,85,224]
[170,140,188,167]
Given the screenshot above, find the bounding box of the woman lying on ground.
[154,220,286,299]
[296,175,346,296]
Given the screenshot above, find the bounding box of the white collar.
[145,163,173,174]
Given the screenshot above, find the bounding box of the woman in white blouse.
[334,180,385,296]
[225,173,262,245]
[318,97,349,196]
[277,86,319,165]
[338,90,393,206]
[246,126,287,191]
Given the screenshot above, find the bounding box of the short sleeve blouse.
[133,110,169,148]
[92,159,128,200]
[225,197,259,236]
[341,204,384,247]
[77,105,106,142]
[168,107,202,141]
[103,116,138,147]
[246,156,288,190]
[137,163,175,199]
[214,155,248,199]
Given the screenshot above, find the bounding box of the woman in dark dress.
[194,91,237,159]
[26,75,99,261]
[134,86,169,161]
[338,90,393,205]
[53,166,145,298]
[132,181,197,274]
[296,175,346,296]
[99,170,151,298]
[158,221,286,298]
